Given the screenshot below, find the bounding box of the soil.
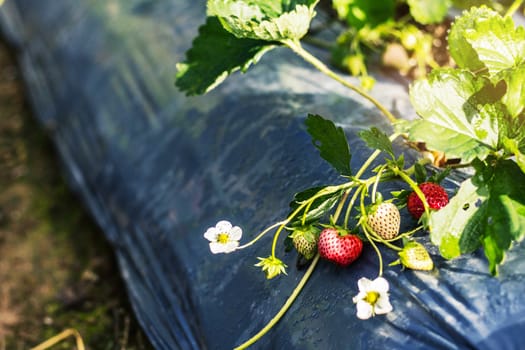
[0,37,153,349]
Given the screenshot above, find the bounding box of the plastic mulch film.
[1,1,525,349]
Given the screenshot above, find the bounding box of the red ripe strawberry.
[317,228,363,266]
[407,182,449,219]
[367,202,400,240]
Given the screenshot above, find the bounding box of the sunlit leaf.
[208,0,319,41]
[175,17,275,95]
[404,69,498,162]
[430,159,525,275]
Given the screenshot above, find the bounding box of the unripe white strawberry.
[367,202,400,240]
[391,241,434,271]
[290,227,319,260]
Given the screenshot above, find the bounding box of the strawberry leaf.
[305,114,352,176]
[503,137,525,174]
[429,177,486,259]
[480,159,525,274]
[448,6,525,75]
[430,159,525,275]
[207,0,319,41]
[414,162,427,184]
[407,0,450,25]
[403,69,499,163]
[175,17,275,95]
[358,127,394,159]
[288,186,345,225]
[496,64,525,118]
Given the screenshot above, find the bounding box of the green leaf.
[207,0,319,41]
[429,177,487,259]
[305,114,352,176]
[448,6,525,75]
[414,162,428,184]
[447,6,490,72]
[332,0,395,29]
[407,0,451,25]
[405,69,499,162]
[464,12,525,75]
[430,159,525,274]
[482,160,525,274]
[496,64,525,118]
[503,137,525,174]
[358,127,394,158]
[288,186,344,225]
[175,17,275,95]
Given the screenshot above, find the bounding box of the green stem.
[301,192,319,226]
[392,167,431,221]
[343,185,363,228]
[234,254,321,350]
[505,0,524,17]
[359,188,383,276]
[395,225,424,240]
[362,220,402,251]
[237,221,287,250]
[365,227,384,276]
[371,165,386,203]
[332,189,351,226]
[282,39,398,125]
[271,184,350,257]
[355,133,401,180]
[341,132,400,227]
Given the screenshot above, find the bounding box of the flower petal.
[204,227,219,242]
[209,242,226,254]
[352,291,367,304]
[357,277,373,292]
[222,241,239,253]
[371,277,390,293]
[356,300,373,320]
[374,296,393,315]
[215,220,233,232]
[229,226,243,240]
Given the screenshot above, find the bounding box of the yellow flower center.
[364,291,380,305]
[217,233,229,244]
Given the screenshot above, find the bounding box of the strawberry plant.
[177,1,525,348]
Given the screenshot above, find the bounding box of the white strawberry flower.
[352,276,393,320]
[204,220,242,254]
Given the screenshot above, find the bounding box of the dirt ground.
[0,37,153,349]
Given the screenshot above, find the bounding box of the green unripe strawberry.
[391,241,434,271]
[290,226,319,260]
[367,202,400,240]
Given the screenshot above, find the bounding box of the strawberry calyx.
[290,225,320,260]
[289,225,319,242]
[319,223,351,237]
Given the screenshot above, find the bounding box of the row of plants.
[177,0,525,348]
